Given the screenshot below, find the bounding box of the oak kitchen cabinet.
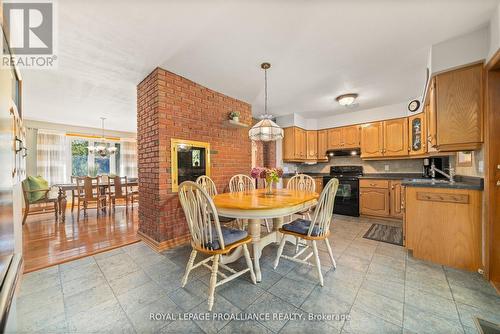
[427,63,483,151]
[283,127,306,161]
[360,118,408,159]
[317,130,328,160]
[360,179,403,219]
[408,112,427,156]
[327,125,360,150]
[405,186,482,271]
[306,130,318,160]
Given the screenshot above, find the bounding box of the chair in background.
[76,176,106,220]
[108,176,135,211]
[70,176,83,212]
[178,181,256,311]
[228,174,271,232]
[196,175,237,227]
[287,174,316,252]
[21,176,58,225]
[274,178,339,286]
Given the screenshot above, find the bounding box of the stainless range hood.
[326,148,361,157]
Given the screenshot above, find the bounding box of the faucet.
[430,160,455,183]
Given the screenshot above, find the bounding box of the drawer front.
[360,179,389,189]
[416,191,469,204]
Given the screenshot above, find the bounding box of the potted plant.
[228,111,240,122]
[251,167,283,195]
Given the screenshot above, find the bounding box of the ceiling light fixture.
[336,93,358,106]
[249,63,284,142]
[88,117,117,157]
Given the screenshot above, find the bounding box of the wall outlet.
[478,160,484,173]
[384,164,390,171]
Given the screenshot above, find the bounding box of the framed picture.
[457,151,473,167]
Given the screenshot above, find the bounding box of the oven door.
[324,177,359,217]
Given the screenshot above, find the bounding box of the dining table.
[213,188,319,282]
[52,178,138,222]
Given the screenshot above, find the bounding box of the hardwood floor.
[22,204,140,273]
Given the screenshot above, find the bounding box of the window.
[71,139,89,176]
[70,138,122,177]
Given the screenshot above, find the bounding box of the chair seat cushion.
[282,218,322,236]
[205,226,247,250]
[218,216,235,224]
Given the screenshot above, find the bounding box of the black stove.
[323,165,363,217]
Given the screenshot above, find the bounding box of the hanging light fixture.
[249,62,284,142]
[88,117,117,157]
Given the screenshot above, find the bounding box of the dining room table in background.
[52,177,138,222]
[213,188,319,282]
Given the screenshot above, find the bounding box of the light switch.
[478,161,484,173]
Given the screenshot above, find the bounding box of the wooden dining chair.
[274,178,339,286]
[108,176,134,211]
[286,174,316,252]
[228,174,271,232]
[178,181,256,311]
[196,175,236,227]
[76,176,107,220]
[70,175,83,212]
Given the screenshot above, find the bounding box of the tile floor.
[11,215,500,334]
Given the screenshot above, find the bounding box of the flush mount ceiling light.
[336,93,358,106]
[249,62,284,142]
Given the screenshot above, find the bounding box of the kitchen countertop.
[401,175,484,190]
[282,172,329,178]
[359,173,423,180]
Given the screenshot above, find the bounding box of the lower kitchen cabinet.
[405,186,482,272]
[389,180,403,219]
[360,179,403,219]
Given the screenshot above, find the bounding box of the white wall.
[24,119,136,139]
[488,3,500,62]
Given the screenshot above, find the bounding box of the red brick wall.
[137,68,254,243]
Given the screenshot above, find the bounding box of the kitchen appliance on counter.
[323,165,363,217]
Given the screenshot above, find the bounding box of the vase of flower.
[251,167,283,196]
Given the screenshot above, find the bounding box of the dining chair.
[196,175,236,227]
[286,174,317,252]
[178,181,256,311]
[108,176,134,211]
[228,174,271,233]
[76,176,107,220]
[70,175,83,212]
[274,178,339,286]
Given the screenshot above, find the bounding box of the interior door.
[383,118,408,157]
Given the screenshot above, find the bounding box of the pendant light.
[88,117,117,157]
[249,63,284,142]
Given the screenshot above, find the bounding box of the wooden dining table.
[213,188,319,282]
[52,178,138,222]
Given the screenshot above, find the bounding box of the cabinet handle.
[370,183,376,186]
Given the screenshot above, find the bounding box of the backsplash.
[449,148,484,177]
[284,156,424,174]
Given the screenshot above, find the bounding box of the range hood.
[326,148,361,157]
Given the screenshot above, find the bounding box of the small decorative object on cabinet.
[228,111,240,122]
[408,112,426,156]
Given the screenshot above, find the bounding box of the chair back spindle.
[196,175,217,197]
[307,178,339,237]
[178,181,225,251]
[229,174,255,193]
[287,174,316,192]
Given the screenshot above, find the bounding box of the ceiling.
[22,0,499,132]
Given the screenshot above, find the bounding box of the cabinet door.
[343,125,360,148]
[389,181,403,219]
[435,64,483,149]
[294,128,305,159]
[408,113,426,156]
[282,127,295,161]
[327,128,342,149]
[360,122,383,158]
[315,178,323,194]
[383,118,408,157]
[427,78,437,148]
[317,130,328,160]
[306,130,318,160]
[360,187,390,217]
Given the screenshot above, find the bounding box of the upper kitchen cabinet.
[408,112,427,156]
[306,130,318,160]
[283,127,318,162]
[360,122,383,158]
[429,63,484,151]
[327,128,342,149]
[361,118,408,159]
[317,130,328,160]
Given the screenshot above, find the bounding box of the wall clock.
[408,99,420,112]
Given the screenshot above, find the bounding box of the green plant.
[228,111,240,120]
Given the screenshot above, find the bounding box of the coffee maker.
[423,157,449,178]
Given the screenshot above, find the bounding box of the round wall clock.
[408,99,420,112]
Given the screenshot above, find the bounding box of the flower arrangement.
[251,167,284,194]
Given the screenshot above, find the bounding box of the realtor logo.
[2,1,56,68]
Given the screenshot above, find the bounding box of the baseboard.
[137,231,190,252]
